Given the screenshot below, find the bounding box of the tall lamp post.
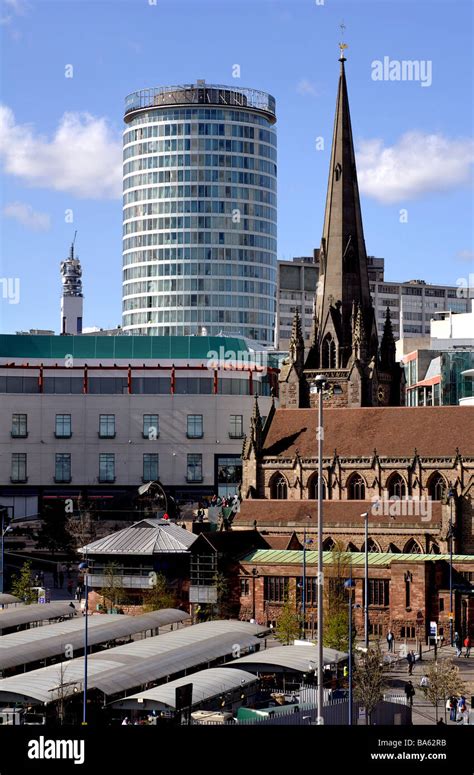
[0,506,14,595]
[344,576,356,726]
[309,375,327,722]
[301,516,313,640]
[361,511,369,649]
[447,488,455,646]
[251,567,258,622]
[78,559,89,725]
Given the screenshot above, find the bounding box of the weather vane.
[339,21,348,60]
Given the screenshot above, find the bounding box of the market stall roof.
[0,620,268,705]
[0,594,21,606]
[0,609,189,671]
[0,601,76,632]
[229,644,348,673]
[111,667,258,711]
[79,519,197,556]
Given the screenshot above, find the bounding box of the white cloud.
[0,0,27,24]
[357,131,474,204]
[296,78,319,98]
[3,201,51,231]
[456,249,474,263]
[0,106,122,199]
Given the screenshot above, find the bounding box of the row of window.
[123,138,276,158]
[123,216,277,237]
[269,471,448,500]
[123,200,276,221]
[122,309,274,329]
[123,154,277,178]
[122,294,275,313]
[10,413,247,439]
[10,452,203,483]
[123,254,277,278]
[124,122,276,145]
[125,324,272,341]
[123,231,277,252]
[1,376,273,396]
[127,107,274,129]
[122,278,275,297]
[123,169,277,192]
[252,577,391,606]
[123,184,277,207]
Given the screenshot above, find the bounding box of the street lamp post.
[251,567,258,622]
[78,559,89,725]
[361,511,369,649]
[309,375,327,723]
[448,488,455,646]
[301,517,313,640]
[344,576,356,726]
[0,506,14,595]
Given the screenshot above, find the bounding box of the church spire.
[314,53,376,368]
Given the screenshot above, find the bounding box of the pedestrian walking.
[407,649,415,675]
[449,696,457,722]
[454,631,462,657]
[419,674,429,691]
[386,629,394,653]
[75,584,82,602]
[463,635,471,657]
[404,681,415,707]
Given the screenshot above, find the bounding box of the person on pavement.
[454,631,462,657]
[463,635,471,657]
[386,629,394,653]
[404,681,415,707]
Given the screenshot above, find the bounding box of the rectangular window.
[11,413,27,438]
[11,453,27,482]
[296,577,319,606]
[143,453,159,482]
[99,415,115,438]
[368,579,390,606]
[99,453,115,482]
[439,598,444,612]
[55,414,72,438]
[264,576,289,603]
[55,453,71,483]
[187,415,203,438]
[229,414,244,438]
[240,578,250,596]
[187,453,202,482]
[143,414,159,439]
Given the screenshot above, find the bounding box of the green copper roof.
[0,334,250,361]
[241,550,474,566]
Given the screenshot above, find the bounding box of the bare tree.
[425,659,466,723]
[66,494,98,552]
[354,644,387,724]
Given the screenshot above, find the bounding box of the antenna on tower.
[70,230,77,259]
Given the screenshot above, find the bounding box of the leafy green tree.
[99,562,126,611]
[324,543,355,652]
[10,560,37,604]
[142,572,176,612]
[275,596,301,645]
[354,645,386,724]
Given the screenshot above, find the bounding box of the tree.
[99,563,126,611]
[36,504,72,556]
[324,543,355,652]
[425,659,465,723]
[275,596,301,645]
[354,645,386,724]
[65,494,98,551]
[10,560,37,604]
[142,572,176,612]
[195,572,231,621]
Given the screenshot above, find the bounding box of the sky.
[0,0,473,334]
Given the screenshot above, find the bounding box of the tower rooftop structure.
[60,235,83,335]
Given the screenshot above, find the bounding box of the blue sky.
[0,0,472,333]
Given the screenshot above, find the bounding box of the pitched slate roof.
[234,500,443,528]
[79,519,197,556]
[262,406,474,458]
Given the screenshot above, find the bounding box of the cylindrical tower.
[122,80,277,344]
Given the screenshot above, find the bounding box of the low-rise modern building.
[400,302,474,406]
[0,333,278,519]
